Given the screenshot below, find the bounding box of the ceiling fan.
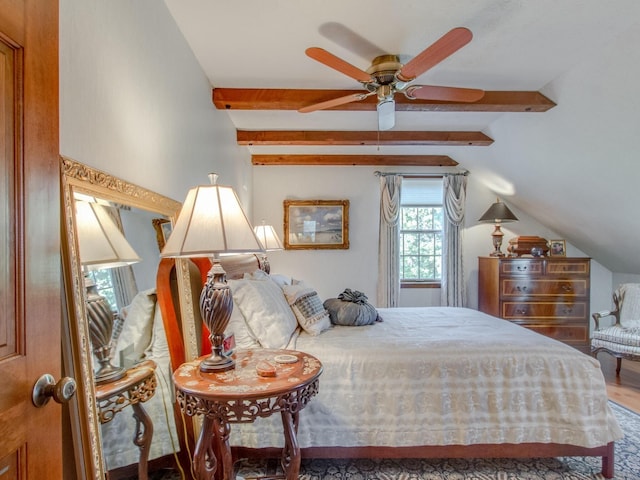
[299,27,485,130]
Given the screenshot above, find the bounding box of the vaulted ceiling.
[164,0,640,274]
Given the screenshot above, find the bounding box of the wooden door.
[0,1,61,478]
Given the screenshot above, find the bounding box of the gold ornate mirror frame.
[60,156,181,479]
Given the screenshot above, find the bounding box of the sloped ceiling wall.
[464,23,640,273]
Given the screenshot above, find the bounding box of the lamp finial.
[208,173,219,185]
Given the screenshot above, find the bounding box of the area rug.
[148,401,639,480]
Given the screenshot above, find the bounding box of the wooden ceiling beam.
[238,130,493,146]
[214,88,555,112]
[251,154,458,166]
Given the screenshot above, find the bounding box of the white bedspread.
[229,307,622,450]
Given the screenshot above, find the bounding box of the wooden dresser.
[478,256,591,350]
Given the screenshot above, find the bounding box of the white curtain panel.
[377,174,402,307]
[441,174,467,307]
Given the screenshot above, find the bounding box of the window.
[400,178,443,284]
[86,268,118,311]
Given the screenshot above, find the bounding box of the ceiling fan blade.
[377,98,395,131]
[405,85,484,102]
[305,47,373,83]
[298,92,373,113]
[397,27,473,82]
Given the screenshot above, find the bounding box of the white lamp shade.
[75,200,141,269]
[161,183,264,258]
[253,224,284,251]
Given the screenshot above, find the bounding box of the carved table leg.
[131,402,153,480]
[212,417,233,480]
[194,417,217,480]
[280,410,300,480]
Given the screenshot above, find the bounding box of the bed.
[156,255,623,479]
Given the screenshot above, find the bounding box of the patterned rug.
[147,402,639,480]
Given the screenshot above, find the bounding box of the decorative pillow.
[115,288,157,365]
[229,277,298,349]
[283,283,331,336]
[323,289,380,326]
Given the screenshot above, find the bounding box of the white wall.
[252,165,613,324]
[59,0,252,210]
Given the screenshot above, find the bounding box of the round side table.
[173,349,322,480]
[95,359,157,480]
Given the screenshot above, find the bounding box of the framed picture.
[152,218,173,252]
[283,199,349,250]
[549,239,566,257]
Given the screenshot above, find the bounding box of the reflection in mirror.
[61,157,182,479]
[75,199,141,384]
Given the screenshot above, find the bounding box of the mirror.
[61,156,181,478]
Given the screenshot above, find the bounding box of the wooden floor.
[595,352,640,413]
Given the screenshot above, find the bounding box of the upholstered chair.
[591,283,640,375]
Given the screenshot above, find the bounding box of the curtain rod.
[374,170,469,178]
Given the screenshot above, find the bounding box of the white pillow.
[115,288,157,366]
[146,302,168,359]
[283,283,331,336]
[224,300,261,349]
[269,273,292,289]
[229,277,298,349]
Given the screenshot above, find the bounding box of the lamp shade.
[478,199,518,223]
[253,224,284,251]
[75,200,141,269]
[161,175,264,258]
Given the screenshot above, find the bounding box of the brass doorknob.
[32,374,77,407]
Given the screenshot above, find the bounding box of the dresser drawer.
[500,279,588,298]
[499,259,543,275]
[545,259,590,275]
[502,301,587,320]
[516,324,589,344]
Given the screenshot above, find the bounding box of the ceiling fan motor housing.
[366,55,403,86]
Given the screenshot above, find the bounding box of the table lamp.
[253,222,284,274]
[75,200,141,384]
[478,198,518,257]
[160,174,264,372]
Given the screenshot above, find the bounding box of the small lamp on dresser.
[160,173,264,372]
[478,198,518,257]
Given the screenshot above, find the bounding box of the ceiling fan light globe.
[377,99,395,130]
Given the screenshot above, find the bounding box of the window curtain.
[377,174,402,307]
[440,174,467,307]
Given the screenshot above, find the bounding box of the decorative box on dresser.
[478,256,591,352]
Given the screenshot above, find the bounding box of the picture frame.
[549,239,566,256]
[152,217,173,252]
[283,199,349,250]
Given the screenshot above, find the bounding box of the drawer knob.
[563,308,574,314]
[515,308,527,315]
[516,286,528,292]
[517,266,527,271]
[561,284,573,292]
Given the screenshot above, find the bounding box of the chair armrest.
[592,309,620,330]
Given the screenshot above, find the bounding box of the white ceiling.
[164,0,640,274]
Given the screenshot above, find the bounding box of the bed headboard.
[220,253,265,280]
